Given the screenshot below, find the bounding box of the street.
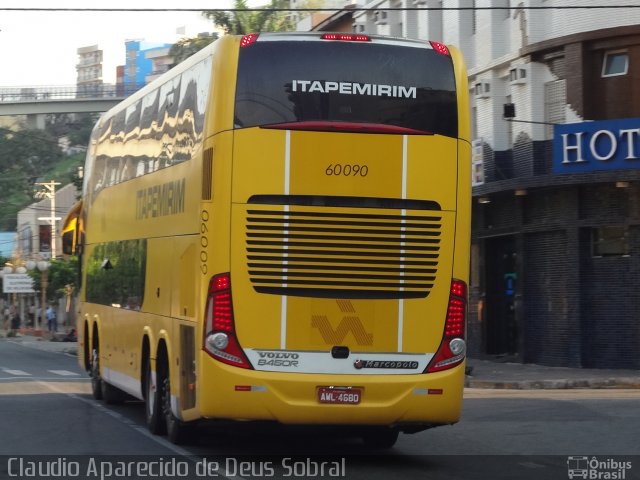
[1,339,639,480]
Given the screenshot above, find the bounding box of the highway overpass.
[0,85,140,128]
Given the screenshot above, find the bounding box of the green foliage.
[0,115,89,229]
[28,257,79,300]
[169,34,219,65]
[0,125,65,230]
[204,0,295,35]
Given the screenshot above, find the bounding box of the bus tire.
[145,359,166,435]
[361,428,399,449]
[90,347,103,401]
[101,380,126,405]
[161,368,192,445]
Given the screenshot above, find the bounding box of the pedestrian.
[27,304,35,328]
[2,306,9,331]
[46,304,57,334]
[9,307,21,337]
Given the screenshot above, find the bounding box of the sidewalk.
[465,358,640,389]
[0,328,78,355]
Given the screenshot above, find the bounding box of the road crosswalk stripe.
[1,369,31,376]
[47,370,80,376]
[1,368,81,378]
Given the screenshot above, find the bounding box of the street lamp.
[36,260,50,332]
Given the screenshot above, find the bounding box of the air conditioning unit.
[473,81,491,99]
[509,65,529,86]
[374,10,388,25]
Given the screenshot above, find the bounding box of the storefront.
[469,118,640,369]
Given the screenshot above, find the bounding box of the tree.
[28,257,78,301]
[169,33,218,66]
[204,0,295,35]
[45,113,97,151]
[0,126,64,230]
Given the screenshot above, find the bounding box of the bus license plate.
[317,387,362,405]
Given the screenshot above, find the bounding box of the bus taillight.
[204,273,252,369]
[426,279,467,373]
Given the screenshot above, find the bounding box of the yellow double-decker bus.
[63,32,470,447]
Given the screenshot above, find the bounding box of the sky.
[0,0,244,86]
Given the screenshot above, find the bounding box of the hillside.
[0,115,92,231]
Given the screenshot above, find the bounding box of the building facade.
[76,45,104,97]
[16,184,78,261]
[124,40,173,95]
[300,0,640,368]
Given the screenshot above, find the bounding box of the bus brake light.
[426,279,467,373]
[204,273,252,369]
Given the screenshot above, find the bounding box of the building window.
[592,226,630,257]
[602,51,629,77]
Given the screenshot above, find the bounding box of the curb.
[465,378,640,389]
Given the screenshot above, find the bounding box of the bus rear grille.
[245,207,441,299]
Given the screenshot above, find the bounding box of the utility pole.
[35,180,61,259]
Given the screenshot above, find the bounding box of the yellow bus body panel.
[198,356,464,425]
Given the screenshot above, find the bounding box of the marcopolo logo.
[567,456,632,479]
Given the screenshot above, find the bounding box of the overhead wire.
[1,5,640,12]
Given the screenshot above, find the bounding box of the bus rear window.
[235,40,458,138]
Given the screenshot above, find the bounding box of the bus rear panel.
[200,33,470,434]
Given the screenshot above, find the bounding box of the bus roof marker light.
[321,33,370,42]
[240,33,259,47]
[430,41,450,56]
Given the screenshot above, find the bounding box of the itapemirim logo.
[567,456,632,480]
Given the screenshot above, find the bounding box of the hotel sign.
[553,117,640,174]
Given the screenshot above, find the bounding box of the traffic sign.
[2,274,35,293]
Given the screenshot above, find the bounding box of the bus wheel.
[90,348,103,401]
[101,379,126,405]
[145,360,166,435]
[161,370,191,445]
[361,428,399,449]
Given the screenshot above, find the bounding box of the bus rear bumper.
[197,360,465,429]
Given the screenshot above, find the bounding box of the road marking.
[1,368,31,376]
[47,369,80,376]
[0,381,91,395]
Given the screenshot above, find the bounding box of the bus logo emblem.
[311,300,373,346]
